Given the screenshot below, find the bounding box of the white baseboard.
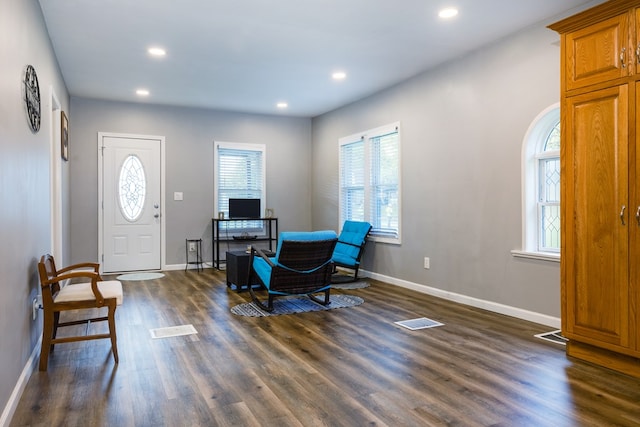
[1,337,41,427]
[361,270,560,329]
[163,263,213,271]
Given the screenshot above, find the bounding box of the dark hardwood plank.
[10,270,640,426]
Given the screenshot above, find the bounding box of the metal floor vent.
[534,329,568,346]
[149,324,198,339]
[395,317,444,330]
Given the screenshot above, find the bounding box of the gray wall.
[311,24,562,318]
[0,0,70,421]
[69,98,312,266]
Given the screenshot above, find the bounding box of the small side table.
[226,249,275,291]
[185,239,203,272]
[226,250,252,291]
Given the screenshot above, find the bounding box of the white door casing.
[98,133,164,273]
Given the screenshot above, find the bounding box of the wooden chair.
[248,231,338,312]
[37,254,123,371]
[331,220,372,283]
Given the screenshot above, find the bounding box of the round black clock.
[23,65,41,133]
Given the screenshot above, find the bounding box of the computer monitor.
[228,198,261,219]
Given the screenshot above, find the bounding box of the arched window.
[513,103,560,261]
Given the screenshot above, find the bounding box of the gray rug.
[331,281,369,290]
[117,272,165,281]
[231,294,364,317]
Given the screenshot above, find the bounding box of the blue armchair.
[331,221,372,283]
[248,230,338,312]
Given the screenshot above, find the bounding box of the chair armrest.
[44,271,106,304]
[252,247,276,268]
[337,239,364,249]
[57,262,100,274]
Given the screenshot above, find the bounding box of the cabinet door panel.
[563,85,630,349]
[565,14,629,91]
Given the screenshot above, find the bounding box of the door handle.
[636,206,640,226]
[620,205,626,225]
[154,203,159,209]
[621,48,627,68]
[154,213,160,218]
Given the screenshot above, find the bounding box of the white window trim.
[339,122,402,245]
[213,141,267,234]
[512,103,560,263]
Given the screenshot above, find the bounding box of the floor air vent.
[534,329,568,345]
[149,324,198,339]
[395,317,444,330]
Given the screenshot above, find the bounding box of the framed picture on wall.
[61,110,69,161]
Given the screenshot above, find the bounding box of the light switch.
[174,192,183,201]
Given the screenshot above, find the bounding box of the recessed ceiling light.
[136,89,149,96]
[276,102,288,109]
[148,47,166,57]
[438,8,458,19]
[332,71,347,80]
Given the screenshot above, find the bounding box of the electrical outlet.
[189,242,196,252]
[424,257,430,269]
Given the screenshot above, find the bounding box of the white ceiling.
[38,0,606,118]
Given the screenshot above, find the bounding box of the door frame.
[97,132,166,272]
[48,87,64,265]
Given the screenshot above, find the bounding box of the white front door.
[100,134,162,273]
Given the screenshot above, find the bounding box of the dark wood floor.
[11,269,640,426]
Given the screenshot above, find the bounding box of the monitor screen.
[228,198,261,219]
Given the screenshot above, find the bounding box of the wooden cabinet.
[550,0,640,377]
[563,85,630,351]
[565,13,630,90]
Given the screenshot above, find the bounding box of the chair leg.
[308,289,331,306]
[108,303,119,364]
[39,311,55,371]
[50,311,60,353]
[249,283,274,312]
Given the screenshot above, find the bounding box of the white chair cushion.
[55,280,123,305]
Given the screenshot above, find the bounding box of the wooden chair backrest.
[38,254,61,307]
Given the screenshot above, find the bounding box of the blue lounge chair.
[331,221,372,283]
[249,230,338,312]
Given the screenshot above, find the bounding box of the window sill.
[511,250,560,263]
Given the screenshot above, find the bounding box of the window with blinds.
[339,123,401,244]
[214,142,266,233]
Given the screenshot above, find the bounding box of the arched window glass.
[537,122,560,252]
[513,104,560,261]
[118,155,146,221]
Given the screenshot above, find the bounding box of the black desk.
[212,217,278,269]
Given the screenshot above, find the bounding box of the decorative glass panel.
[541,205,560,249]
[544,122,560,151]
[118,155,146,221]
[541,158,560,202]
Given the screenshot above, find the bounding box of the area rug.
[149,324,197,339]
[231,294,364,317]
[332,281,369,290]
[116,272,165,281]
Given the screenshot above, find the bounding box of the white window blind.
[370,130,400,239]
[339,123,401,243]
[215,142,266,231]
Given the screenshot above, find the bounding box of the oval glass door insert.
[118,155,146,221]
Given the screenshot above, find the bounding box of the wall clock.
[23,65,41,133]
